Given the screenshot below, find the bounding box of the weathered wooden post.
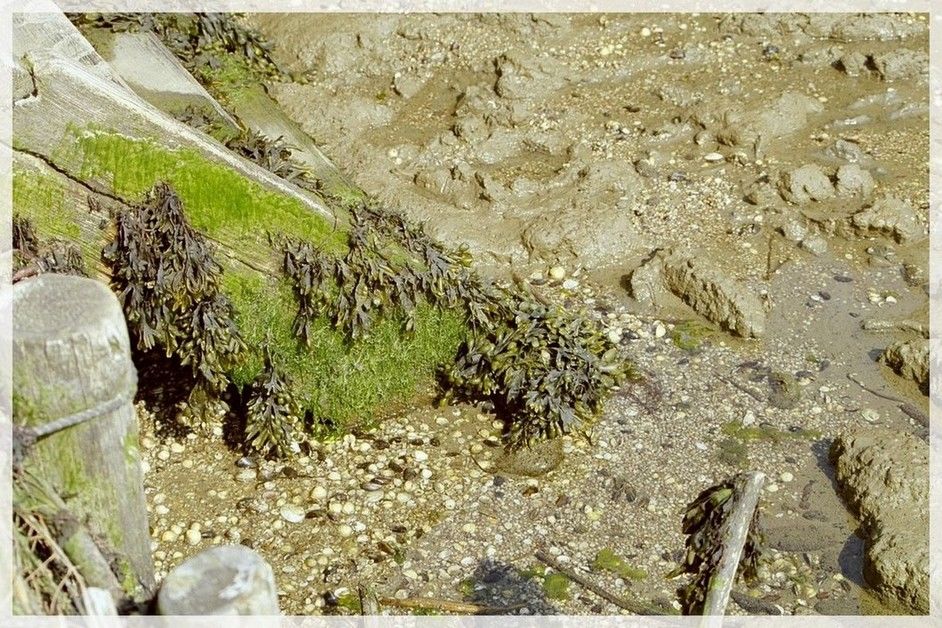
[156,545,280,617]
[12,274,155,599]
[701,470,766,623]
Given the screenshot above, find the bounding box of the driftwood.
[702,471,766,618]
[534,549,664,615]
[378,596,524,615]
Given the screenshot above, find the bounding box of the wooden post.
[156,545,280,616]
[12,274,155,598]
[701,471,766,623]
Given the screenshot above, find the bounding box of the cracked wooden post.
[701,470,766,622]
[12,274,155,600]
[156,545,279,617]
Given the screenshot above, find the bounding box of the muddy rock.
[880,338,929,395]
[494,438,565,477]
[493,51,566,101]
[627,252,669,305]
[393,72,425,98]
[661,253,765,338]
[870,49,928,82]
[778,164,834,204]
[851,196,923,243]
[838,51,870,77]
[717,92,823,148]
[830,428,929,613]
[835,164,875,198]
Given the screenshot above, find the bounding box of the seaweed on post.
[244,344,302,458]
[103,182,245,425]
[13,215,87,282]
[668,478,765,614]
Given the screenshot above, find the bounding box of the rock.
[830,429,929,614]
[824,138,868,164]
[717,92,823,148]
[661,253,765,338]
[157,545,280,614]
[800,235,828,256]
[393,72,424,98]
[494,438,565,477]
[870,49,929,82]
[880,338,929,395]
[851,196,923,243]
[778,164,834,204]
[280,505,305,524]
[628,253,669,305]
[838,51,870,77]
[779,220,807,243]
[835,164,875,197]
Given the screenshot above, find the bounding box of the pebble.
[414,451,429,462]
[654,323,667,338]
[185,529,202,546]
[562,278,579,290]
[640,27,651,37]
[549,266,566,280]
[338,524,354,538]
[861,408,880,423]
[704,152,725,162]
[169,442,185,454]
[310,486,328,500]
[779,472,794,483]
[280,505,305,524]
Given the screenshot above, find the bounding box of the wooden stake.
[701,471,766,622]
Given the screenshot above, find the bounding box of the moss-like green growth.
[61,128,347,260]
[542,572,571,601]
[517,564,546,581]
[223,271,466,428]
[457,577,476,598]
[196,55,261,104]
[721,421,820,443]
[671,320,715,351]
[12,168,75,239]
[336,592,361,613]
[716,437,750,467]
[591,548,648,581]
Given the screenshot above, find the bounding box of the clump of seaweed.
[244,344,302,458]
[669,478,764,614]
[103,182,245,423]
[225,131,313,190]
[12,215,86,282]
[283,203,627,449]
[443,290,627,448]
[69,12,286,82]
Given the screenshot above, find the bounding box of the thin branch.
[534,549,665,615]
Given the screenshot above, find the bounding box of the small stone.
[414,451,429,462]
[562,278,579,290]
[704,152,724,162]
[780,472,794,483]
[338,524,354,538]
[280,505,305,524]
[654,323,667,338]
[185,529,202,546]
[310,486,328,500]
[549,266,566,281]
[170,442,185,454]
[861,408,880,423]
[156,450,170,461]
[640,27,652,37]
